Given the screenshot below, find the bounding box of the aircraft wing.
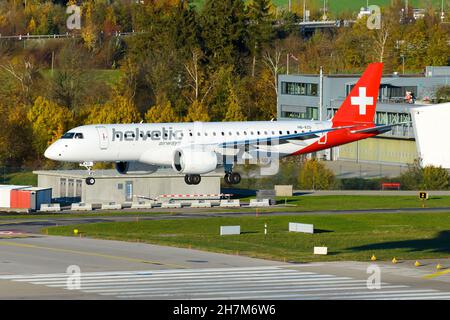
[350,122,411,135]
[216,125,355,149]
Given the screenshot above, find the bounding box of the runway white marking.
[1,266,449,300]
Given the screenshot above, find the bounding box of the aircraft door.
[96,126,109,150]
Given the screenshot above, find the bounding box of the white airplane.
[45,62,401,185]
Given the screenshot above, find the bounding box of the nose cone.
[44,143,59,160]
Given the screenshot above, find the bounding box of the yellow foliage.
[27,96,74,155]
[298,159,335,190]
[145,101,180,123]
[85,95,142,124]
[184,100,210,122]
[27,17,37,33]
[224,80,247,122]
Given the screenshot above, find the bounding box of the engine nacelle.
[115,161,130,174]
[172,149,218,174]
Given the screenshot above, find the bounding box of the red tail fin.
[332,62,383,127]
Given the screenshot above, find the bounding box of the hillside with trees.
[0,0,448,169]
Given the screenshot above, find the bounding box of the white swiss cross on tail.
[351,87,373,115]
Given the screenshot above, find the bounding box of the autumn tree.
[184,100,210,122]
[422,166,449,190]
[0,103,32,167]
[298,159,335,190]
[85,95,141,124]
[145,100,180,123]
[224,80,247,122]
[27,96,74,157]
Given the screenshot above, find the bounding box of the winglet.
[332,63,383,127]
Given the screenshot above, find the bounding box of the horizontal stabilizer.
[350,122,411,134]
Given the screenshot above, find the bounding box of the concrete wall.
[338,138,418,164]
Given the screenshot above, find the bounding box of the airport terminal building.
[277,66,450,165]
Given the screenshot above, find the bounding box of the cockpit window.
[61,132,75,139]
[74,133,84,139]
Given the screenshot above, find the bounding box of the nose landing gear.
[86,177,96,185]
[184,174,201,185]
[80,161,96,185]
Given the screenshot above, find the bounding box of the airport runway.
[0,234,449,300]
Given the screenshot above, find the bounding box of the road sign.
[419,192,428,200]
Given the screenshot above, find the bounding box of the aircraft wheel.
[229,172,241,185]
[184,175,192,185]
[86,177,96,185]
[191,174,201,185]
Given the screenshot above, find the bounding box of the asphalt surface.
[1,208,450,300]
[0,234,449,300]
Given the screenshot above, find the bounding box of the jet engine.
[115,161,130,174]
[172,149,218,174]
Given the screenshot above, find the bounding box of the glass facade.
[281,82,318,96]
[281,107,319,120]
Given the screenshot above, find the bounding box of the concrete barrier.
[161,202,182,209]
[249,198,270,207]
[220,225,241,235]
[131,201,155,209]
[190,200,212,208]
[289,222,314,234]
[219,199,240,208]
[101,202,122,210]
[71,203,93,211]
[40,203,61,212]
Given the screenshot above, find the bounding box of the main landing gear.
[80,161,96,185]
[224,172,241,185]
[185,174,201,185]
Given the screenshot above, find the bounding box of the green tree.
[247,0,274,77]
[298,159,335,190]
[200,0,249,74]
[399,159,423,190]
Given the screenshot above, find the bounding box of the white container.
[0,185,31,208]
